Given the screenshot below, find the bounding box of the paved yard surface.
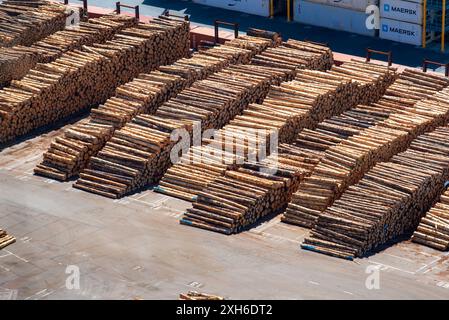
[1,0,449,300]
[0,124,448,299]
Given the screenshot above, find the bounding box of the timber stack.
[0,16,190,144]
[180,146,311,234]
[0,1,70,47]
[35,34,277,181]
[155,146,246,201]
[73,64,289,198]
[0,228,15,250]
[302,126,449,260]
[156,62,396,202]
[156,69,356,201]
[412,189,449,251]
[280,103,394,227]
[250,39,333,72]
[247,28,282,46]
[0,14,137,86]
[1,0,53,7]
[283,69,449,228]
[179,291,225,300]
[73,41,333,198]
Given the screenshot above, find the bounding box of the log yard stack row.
[2,2,449,262]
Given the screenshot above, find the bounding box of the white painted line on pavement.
[5,250,29,263]
[368,260,415,275]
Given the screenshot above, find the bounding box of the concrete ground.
[1,0,449,301]
[0,124,449,300]
[86,0,449,70]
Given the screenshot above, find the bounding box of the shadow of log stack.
[156,61,396,202]
[412,187,449,251]
[302,126,449,260]
[0,228,15,250]
[283,70,449,228]
[0,16,191,145]
[0,14,137,87]
[71,40,333,198]
[0,1,70,47]
[35,33,278,181]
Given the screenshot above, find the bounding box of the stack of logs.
[0,14,137,86]
[302,126,449,259]
[283,69,449,228]
[247,28,283,46]
[0,16,190,144]
[0,1,69,47]
[73,64,290,198]
[156,61,396,202]
[180,146,311,234]
[0,228,15,250]
[1,0,55,7]
[156,70,355,201]
[179,291,224,300]
[35,34,277,181]
[250,39,333,72]
[72,40,334,198]
[280,102,397,228]
[412,189,449,251]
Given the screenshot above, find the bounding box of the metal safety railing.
[63,0,87,11]
[63,0,88,19]
[366,48,393,67]
[161,9,189,21]
[115,2,139,21]
[422,59,449,77]
[214,20,239,44]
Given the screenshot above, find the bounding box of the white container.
[380,0,423,25]
[303,0,378,12]
[192,0,271,17]
[380,18,422,45]
[294,0,376,37]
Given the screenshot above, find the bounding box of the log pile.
[0,16,190,144]
[0,45,39,87]
[156,62,396,201]
[0,1,69,47]
[156,70,355,201]
[326,60,398,105]
[180,146,311,234]
[72,114,186,199]
[34,121,115,181]
[302,126,449,259]
[212,34,276,63]
[283,70,449,228]
[247,28,282,46]
[155,146,246,201]
[73,41,334,198]
[412,189,449,251]
[280,105,394,227]
[179,291,225,300]
[0,14,137,86]
[0,228,15,250]
[1,0,53,7]
[73,64,289,198]
[35,35,277,181]
[251,39,333,72]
